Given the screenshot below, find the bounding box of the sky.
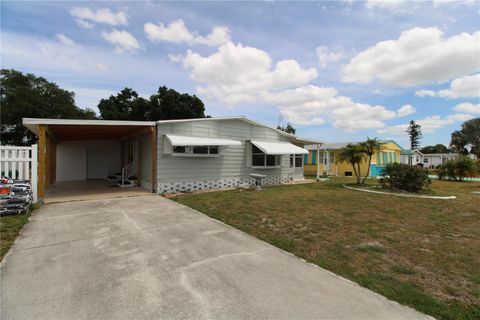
[1,0,479,148]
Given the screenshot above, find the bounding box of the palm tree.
[338,143,365,184]
[359,138,382,184]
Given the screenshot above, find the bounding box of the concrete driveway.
[1,195,432,320]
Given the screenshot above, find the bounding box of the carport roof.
[23,118,155,140]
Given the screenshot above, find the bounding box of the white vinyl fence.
[0,145,38,203]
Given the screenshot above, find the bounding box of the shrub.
[381,163,431,193]
[438,156,479,181]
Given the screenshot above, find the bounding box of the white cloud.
[70,7,128,27]
[453,102,480,114]
[168,53,183,63]
[342,27,480,86]
[101,29,141,53]
[180,41,409,131]
[55,33,75,46]
[396,104,416,117]
[316,46,344,68]
[75,19,95,29]
[182,41,317,104]
[263,85,398,130]
[1,32,108,73]
[144,20,230,47]
[378,113,475,135]
[432,0,475,7]
[365,0,407,10]
[415,74,480,99]
[414,89,436,97]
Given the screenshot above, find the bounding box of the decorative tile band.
[157,176,291,194]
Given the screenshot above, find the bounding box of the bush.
[438,156,479,181]
[381,163,431,193]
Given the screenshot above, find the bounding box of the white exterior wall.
[56,140,121,181]
[156,119,298,193]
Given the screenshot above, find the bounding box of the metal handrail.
[121,161,135,187]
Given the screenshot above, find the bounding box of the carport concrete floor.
[44,180,151,203]
[1,196,432,320]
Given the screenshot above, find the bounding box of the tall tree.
[148,86,205,120]
[450,118,480,157]
[276,115,296,134]
[99,86,206,121]
[277,122,296,135]
[338,143,365,184]
[98,88,149,121]
[419,144,453,154]
[0,69,96,146]
[359,138,382,184]
[406,120,422,150]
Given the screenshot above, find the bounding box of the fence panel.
[0,145,38,203]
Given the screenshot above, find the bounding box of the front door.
[293,154,303,179]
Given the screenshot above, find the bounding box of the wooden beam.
[118,127,153,141]
[136,139,140,185]
[151,126,157,193]
[45,126,59,144]
[37,125,46,201]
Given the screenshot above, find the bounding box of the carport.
[23,118,157,203]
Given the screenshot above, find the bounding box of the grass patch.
[176,177,480,320]
[0,205,37,261]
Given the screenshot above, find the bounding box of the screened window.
[252,144,280,167]
[173,146,186,154]
[295,154,303,167]
[173,145,220,156]
[290,154,304,167]
[319,152,334,165]
[193,146,208,154]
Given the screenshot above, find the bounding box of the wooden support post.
[151,126,157,193]
[135,138,140,185]
[316,144,320,180]
[37,125,46,201]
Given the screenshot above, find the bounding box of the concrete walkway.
[1,196,433,320]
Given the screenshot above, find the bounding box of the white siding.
[156,119,295,186]
[56,140,120,181]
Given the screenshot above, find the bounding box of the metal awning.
[250,140,309,155]
[165,134,241,146]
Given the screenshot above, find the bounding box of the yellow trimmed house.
[303,140,404,177]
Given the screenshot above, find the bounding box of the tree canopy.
[406,120,422,150]
[450,118,480,157]
[419,144,454,154]
[0,69,96,146]
[338,143,366,184]
[276,123,296,135]
[98,86,206,121]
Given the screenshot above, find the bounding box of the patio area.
[45,180,152,203]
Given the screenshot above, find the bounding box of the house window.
[295,154,303,167]
[193,146,208,154]
[423,158,429,163]
[173,146,186,154]
[173,145,220,156]
[252,144,280,167]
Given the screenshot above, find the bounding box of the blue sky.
[1,1,479,148]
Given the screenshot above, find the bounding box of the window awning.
[165,134,242,146]
[251,140,309,155]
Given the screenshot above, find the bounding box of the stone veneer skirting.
[158,176,291,194]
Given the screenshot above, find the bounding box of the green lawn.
[0,205,36,261]
[175,178,480,320]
